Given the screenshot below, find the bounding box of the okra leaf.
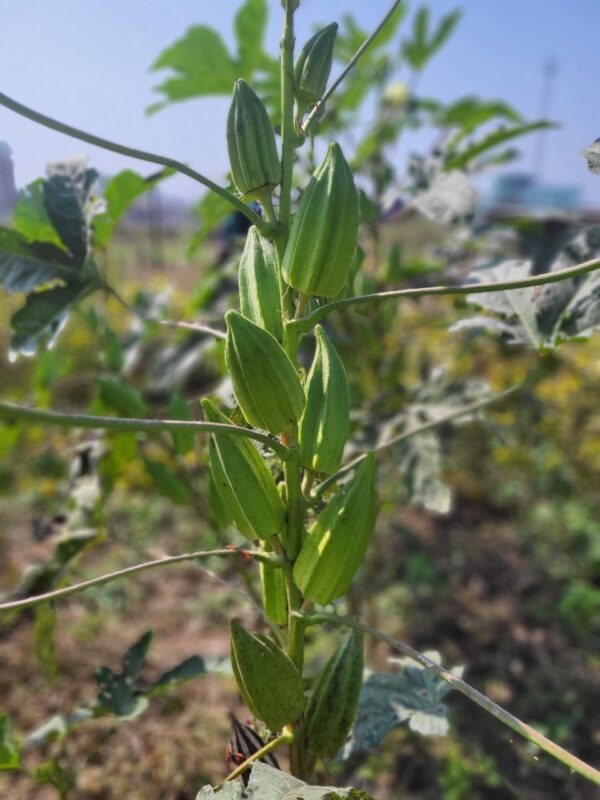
[342,653,462,759]
[148,26,238,113]
[0,228,75,294]
[235,0,268,76]
[169,391,195,454]
[96,376,149,418]
[43,157,102,265]
[12,179,67,250]
[94,167,175,249]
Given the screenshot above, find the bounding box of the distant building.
[482,172,582,219]
[0,142,17,219]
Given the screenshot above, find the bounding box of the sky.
[1,0,598,205]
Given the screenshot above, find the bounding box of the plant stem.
[0,548,275,613]
[224,729,294,782]
[313,385,520,497]
[0,91,269,232]
[301,612,600,789]
[279,3,296,235]
[0,401,291,460]
[288,256,600,334]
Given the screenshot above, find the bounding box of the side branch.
[0,402,291,459]
[302,612,600,788]
[0,548,275,613]
[289,256,600,333]
[0,92,268,231]
[313,385,519,497]
[302,0,405,135]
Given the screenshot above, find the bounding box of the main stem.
[279,1,308,781]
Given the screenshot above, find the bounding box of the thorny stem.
[313,385,520,498]
[0,401,291,460]
[288,256,600,334]
[224,728,295,783]
[0,548,276,613]
[300,612,600,789]
[301,0,405,136]
[0,92,270,232]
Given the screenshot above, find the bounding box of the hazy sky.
[1,1,598,204]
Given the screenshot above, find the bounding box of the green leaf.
[33,758,75,793]
[13,179,66,250]
[143,458,192,505]
[94,168,174,248]
[169,391,195,454]
[149,26,238,113]
[0,228,75,294]
[34,604,58,680]
[402,8,462,71]
[96,376,148,418]
[149,655,207,694]
[0,714,21,771]
[429,9,463,56]
[343,653,462,758]
[445,121,555,170]
[95,631,153,718]
[436,97,522,141]
[10,267,102,356]
[235,0,268,76]
[43,157,101,265]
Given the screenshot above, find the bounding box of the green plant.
[2,1,600,797]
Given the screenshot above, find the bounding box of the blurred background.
[1,2,599,799]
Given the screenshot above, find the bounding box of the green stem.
[288,256,600,334]
[313,385,520,498]
[0,91,269,232]
[279,3,297,234]
[301,612,600,789]
[0,548,275,613]
[0,401,291,460]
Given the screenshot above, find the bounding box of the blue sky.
[1,1,598,204]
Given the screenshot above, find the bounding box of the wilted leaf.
[413,170,478,225]
[398,430,451,514]
[582,139,600,174]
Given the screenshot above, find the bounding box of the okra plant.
[2,0,600,796]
